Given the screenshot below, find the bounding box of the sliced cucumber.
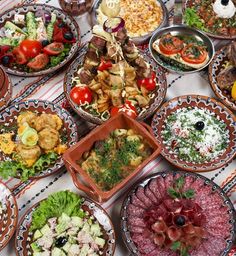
[21,127,38,146]
[26,12,37,40]
[4,21,27,35]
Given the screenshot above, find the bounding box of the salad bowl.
[0,4,81,76]
[0,65,12,111]
[151,95,236,172]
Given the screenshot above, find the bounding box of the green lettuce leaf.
[184,8,209,32]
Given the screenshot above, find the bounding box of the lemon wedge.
[232,81,236,100]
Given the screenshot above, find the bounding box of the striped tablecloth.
[0,0,235,255]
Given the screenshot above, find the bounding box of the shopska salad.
[0,10,76,72]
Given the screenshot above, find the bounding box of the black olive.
[58,22,65,28]
[55,236,67,247]
[195,121,205,131]
[42,40,49,47]
[64,31,74,41]
[221,0,229,5]
[1,55,10,65]
[174,215,186,226]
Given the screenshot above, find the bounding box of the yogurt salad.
[161,107,229,163]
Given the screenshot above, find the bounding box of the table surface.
[0,0,235,255]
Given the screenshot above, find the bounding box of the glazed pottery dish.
[209,42,236,111]
[0,100,78,181]
[121,170,236,256]
[0,65,12,111]
[63,113,161,202]
[0,4,81,76]
[149,25,214,74]
[15,190,116,256]
[92,0,168,44]
[151,95,236,172]
[183,0,236,39]
[64,21,167,124]
[0,180,18,251]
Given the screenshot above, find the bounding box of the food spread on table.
[69,18,158,121]
[161,107,229,163]
[184,0,236,37]
[30,191,106,256]
[78,128,153,191]
[152,33,209,71]
[0,111,68,180]
[217,42,236,103]
[0,10,75,72]
[96,0,164,38]
[0,201,3,216]
[124,173,233,256]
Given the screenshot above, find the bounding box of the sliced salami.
[130,194,148,209]
[136,186,153,207]
[190,178,205,193]
[128,216,146,228]
[148,178,162,201]
[182,175,195,191]
[202,236,227,255]
[136,239,157,254]
[144,186,159,204]
[205,223,231,237]
[147,248,176,256]
[127,203,146,217]
[164,173,174,190]
[129,225,146,234]
[156,176,167,197]
[190,242,211,256]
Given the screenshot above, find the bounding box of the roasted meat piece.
[217,66,236,90]
[79,68,94,84]
[90,36,106,52]
[115,27,128,44]
[227,42,236,67]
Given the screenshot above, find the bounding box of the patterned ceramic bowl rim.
[0,65,12,111]
[15,195,116,256]
[208,44,236,111]
[149,25,215,75]
[120,170,236,256]
[0,180,18,251]
[0,99,78,179]
[0,4,81,77]
[151,94,236,172]
[183,0,236,40]
[64,44,167,125]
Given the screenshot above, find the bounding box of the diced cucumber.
[81,222,90,233]
[46,13,57,41]
[90,223,102,237]
[0,37,18,46]
[26,12,37,40]
[4,21,27,35]
[58,213,71,223]
[52,247,66,256]
[33,230,43,241]
[79,244,90,256]
[31,242,41,252]
[71,216,83,228]
[40,224,51,235]
[94,237,105,248]
[62,242,71,253]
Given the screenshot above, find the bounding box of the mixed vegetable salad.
[30,191,106,256]
[0,9,76,72]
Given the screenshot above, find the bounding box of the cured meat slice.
[182,175,195,191]
[205,223,231,237]
[128,216,146,228]
[131,234,156,254]
[203,205,228,218]
[164,173,174,190]
[127,203,145,217]
[148,179,162,201]
[147,248,176,256]
[130,194,148,209]
[156,176,167,197]
[203,236,226,255]
[144,186,160,204]
[136,186,153,207]
[190,242,211,256]
[129,225,145,234]
[190,178,205,193]
[196,192,223,211]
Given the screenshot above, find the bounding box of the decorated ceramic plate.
[0,66,12,111]
[121,170,236,256]
[0,4,81,76]
[15,190,116,256]
[151,95,236,172]
[0,180,18,251]
[209,43,236,111]
[0,100,78,181]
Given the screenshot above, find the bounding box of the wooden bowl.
[151,95,236,172]
[0,66,12,111]
[15,194,116,256]
[63,113,162,202]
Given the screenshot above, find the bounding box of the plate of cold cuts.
[120,170,236,256]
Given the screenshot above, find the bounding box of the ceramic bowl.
[0,66,12,111]
[121,170,236,256]
[209,45,236,111]
[0,4,81,77]
[0,100,78,179]
[149,25,215,74]
[15,194,116,256]
[63,113,162,202]
[64,44,167,125]
[151,95,236,172]
[0,180,18,251]
[91,0,168,45]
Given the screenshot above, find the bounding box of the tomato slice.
[159,34,184,55]
[27,53,49,70]
[43,42,64,56]
[97,58,112,71]
[110,101,137,119]
[20,40,42,58]
[137,71,156,91]
[70,86,93,105]
[12,47,27,64]
[181,44,207,64]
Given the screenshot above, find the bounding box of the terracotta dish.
[0,180,18,251]
[151,95,236,172]
[63,113,161,202]
[121,170,236,256]
[0,66,12,111]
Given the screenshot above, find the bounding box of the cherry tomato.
[70,86,93,105]
[110,101,137,119]
[137,71,156,91]
[159,34,184,55]
[20,40,42,58]
[27,53,49,70]
[97,58,112,71]
[53,20,76,44]
[12,47,27,65]
[0,45,10,58]
[43,42,64,56]
[181,44,207,64]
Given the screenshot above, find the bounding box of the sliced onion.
[103,17,125,33]
[35,10,51,24]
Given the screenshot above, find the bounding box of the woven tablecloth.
[0,0,235,255]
